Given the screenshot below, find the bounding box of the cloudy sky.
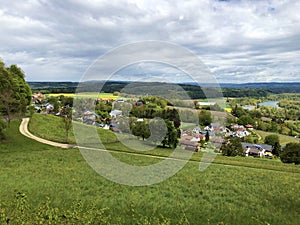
[0,0,300,83]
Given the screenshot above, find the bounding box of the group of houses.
[32,94,274,158]
[179,122,274,158]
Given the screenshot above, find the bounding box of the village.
[31,92,274,159]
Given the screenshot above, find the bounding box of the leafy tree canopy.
[264,134,280,147]
[0,60,32,123]
[280,142,300,165]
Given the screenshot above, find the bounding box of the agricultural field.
[0,119,300,224]
[46,92,118,100]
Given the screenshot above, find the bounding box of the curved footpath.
[19,118,76,149]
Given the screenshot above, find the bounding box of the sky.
[0,0,300,83]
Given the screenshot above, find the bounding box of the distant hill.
[28,81,300,98]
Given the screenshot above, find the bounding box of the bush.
[0,118,6,140]
[280,142,300,165]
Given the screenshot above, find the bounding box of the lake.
[258,101,280,108]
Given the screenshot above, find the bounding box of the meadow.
[0,115,298,224]
[255,130,300,145]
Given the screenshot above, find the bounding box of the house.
[241,142,272,158]
[245,124,254,130]
[32,92,44,104]
[83,110,98,121]
[179,139,199,152]
[192,126,201,134]
[34,106,42,113]
[110,109,122,118]
[234,127,250,138]
[135,101,143,106]
[44,103,54,113]
[197,101,216,106]
[256,144,272,153]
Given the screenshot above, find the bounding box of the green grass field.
[1,117,299,224]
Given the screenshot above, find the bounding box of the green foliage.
[0,60,32,123]
[238,115,254,126]
[131,121,151,140]
[198,110,212,126]
[264,134,280,146]
[231,105,247,118]
[280,142,300,164]
[221,138,245,157]
[0,117,6,140]
[113,91,120,96]
[161,120,180,148]
[272,142,281,157]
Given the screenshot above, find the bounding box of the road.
[19,118,76,149]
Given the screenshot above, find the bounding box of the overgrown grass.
[0,120,300,224]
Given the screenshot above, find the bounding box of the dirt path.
[19,118,76,149]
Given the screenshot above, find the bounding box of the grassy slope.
[255,129,300,145]
[0,118,299,224]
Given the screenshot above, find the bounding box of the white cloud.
[0,0,299,83]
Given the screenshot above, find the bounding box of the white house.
[110,109,122,118]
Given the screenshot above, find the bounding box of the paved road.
[19,118,76,149]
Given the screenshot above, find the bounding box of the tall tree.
[280,142,300,165]
[264,134,280,147]
[221,138,245,157]
[0,61,32,125]
[272,142,281,157]
[61,107,72,143]
[131,121,150,140]
[198,110,212,126]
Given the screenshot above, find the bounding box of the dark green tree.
[161,120,179,148]
[280,142,300,165]
[0,61,32,125]
[198,110,212,126]
[272,141,281,157]
[205,131,210,142]
[238,115,254,126]
[131,121,150,141]
[264,134,280,147]
[221,138,245,157]
[231,105,247,118]
[0,117,6,140]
